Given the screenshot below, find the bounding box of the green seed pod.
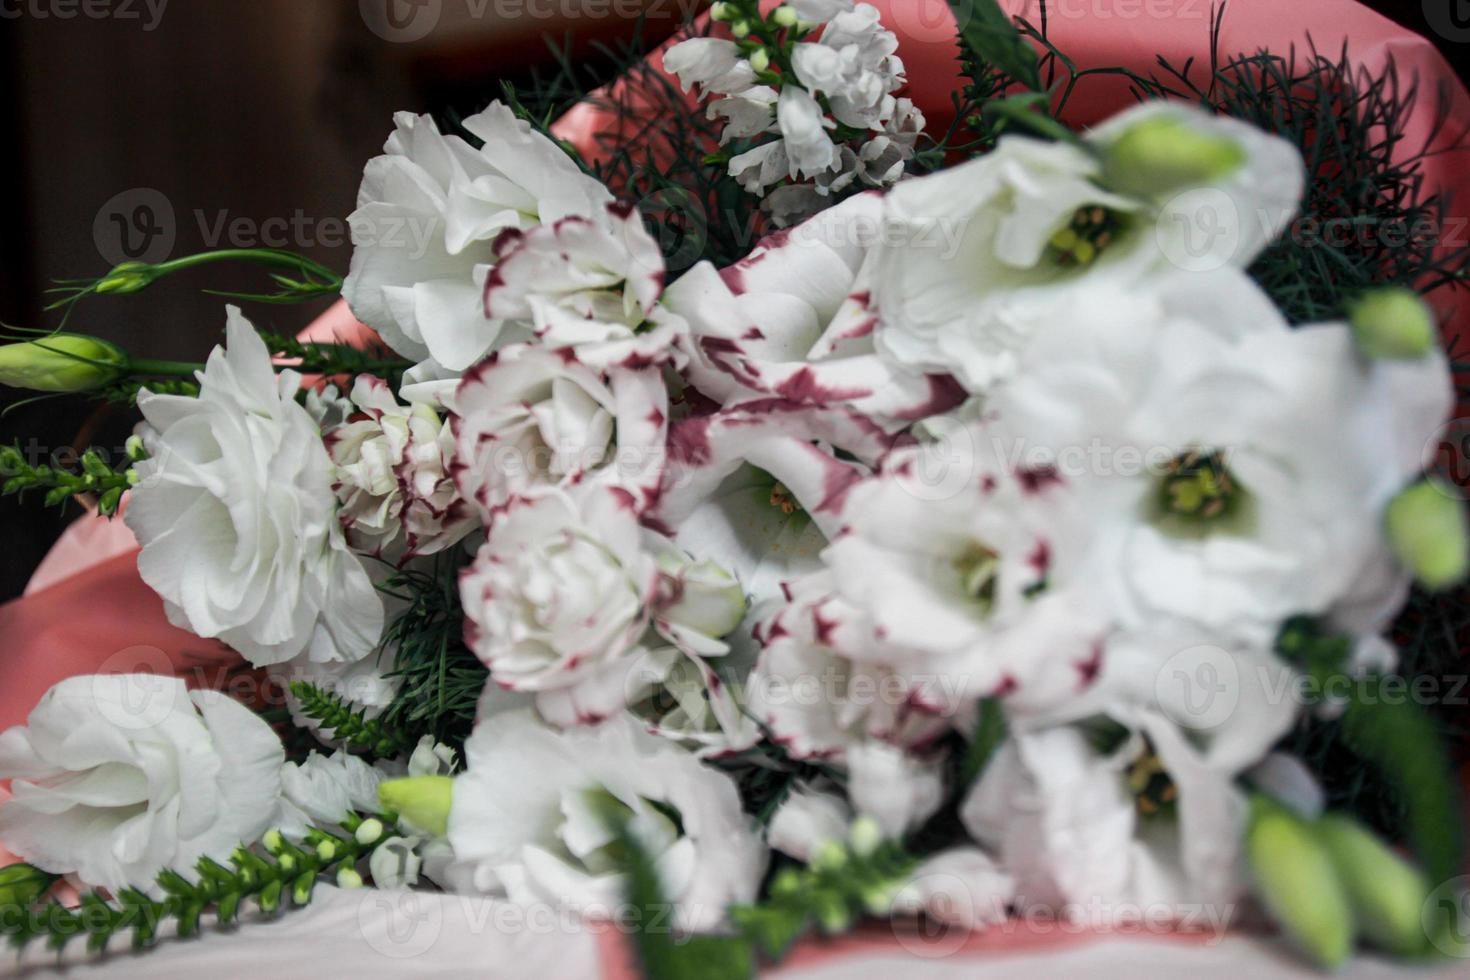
[1245,796,1356,969]
[1318,814,1432,958]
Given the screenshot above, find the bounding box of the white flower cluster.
[664,1,923,224]
[18,79,1455,945]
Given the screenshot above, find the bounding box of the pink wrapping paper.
[1,8,1465,969]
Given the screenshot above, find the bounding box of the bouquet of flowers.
[2,0,1468,974]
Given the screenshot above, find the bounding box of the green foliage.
[0,443,134,516]
[288,681,418,760]
[946,0,1041,93]
[3,817,394,956]
[376,552,490,754]
[251,330,413,384]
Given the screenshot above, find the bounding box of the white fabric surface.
[6,886,1462,979]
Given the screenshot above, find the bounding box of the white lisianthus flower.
[960,702,1290,920]
[450,343,668,521]
[126,308,383,667]
[873,102,1305,391]
[0,675,283,894]
[483,204,685,371]
[459,485,662,725]
[663,192,964,428]
[343,103,613,371]
[446,710,766,931]
[987,268,1452,647]
[327,375,475,564]
[275,750,384,837]
[792,4,905,130]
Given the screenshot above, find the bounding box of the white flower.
[788,0,855,20]
[276,750,384,837]
[482,204,685,371]
[663,192,965,429]
[873,103,1305,391]
[343,103,613,371]
[446,710,766,931]
[450,342,668,520]
[767,783,851,862]
[327,375,475,563]
[709,86,778,143]
[0,675,282,893]
[986,267,1452,647]
[662,38,757,97]
[792,4,905,130]
[959,707,1282,919]
[776,86,838,178]
[892,848,1014,930]
[126,308,383,667]
[459,485,662,725]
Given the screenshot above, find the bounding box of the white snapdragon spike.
[987,268,1452,648]
[275,750,384,838]
[126,308,383,667]
[482,204,685,372]
[327,375,476,564]
[663,192,966,429]
[459,485,661,726]
[0,675,283,894]
[960,704,1289,922]
[451,343,668,522]
[446,710,767,931]
[663,37,759,97]
[791,3,905,130]
[343,103,613,371]
[873,103,1305,392]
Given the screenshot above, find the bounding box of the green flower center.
[953,541,1001,615]
[1048,205,1129,266]
[1158,450,1243,524]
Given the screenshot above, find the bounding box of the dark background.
[0,0,1457,600]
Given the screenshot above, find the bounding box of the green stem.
[127,357,205,378]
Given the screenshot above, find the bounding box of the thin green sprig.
[46,249,344,323]
[0,443,137,516]
[3,814,399,956]
[287,682,418,760]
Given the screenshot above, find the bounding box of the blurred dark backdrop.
[0,0,1455,599]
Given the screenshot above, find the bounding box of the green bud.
[316,840,339,862]
[93,261,156,295]
[1245,796,1356,970]
[1386,481,1469,591]
[848,816,882,858]
[0,864,56,910]
[354,818,386,847]
[1317,814,1432,958]
[657,552,747,639]
[336,867,365,890]
[292,871,317,906]
[277,853,297,873]
[1101,114,1246,200]
[731,20,751,39]
[262,829,285,854]
[709,1,734,21]
[812,889,851,934]
[378,775,453,838]
[770,867,803,898]
[811,839,847,872]
[748,48,771,74]
[0,333,129,393]
[125,434,148,462]
[772,6,799,27]
[1347,288,1436,359]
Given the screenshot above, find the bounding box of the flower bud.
[1386,481,1469,591]
[710,1,734,21]
[1245,796,1356,969]
[125,434,149,462]
[1101,114,1246,200]
[0,333,129,393]
[378,776,453,839]
[848,816,882,858]
[1317,814,1431,957]
[0,864,55,910]
[94,261,157,295]
[1347,288,1436,359]
[748,48,771,74]
[731,20,751,39]
[354,818,386,847]
[772,6,799,27]
[336,867,365,890]
[658,551,747,639]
